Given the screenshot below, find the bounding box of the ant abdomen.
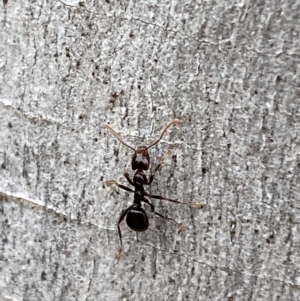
[126,206,149,232]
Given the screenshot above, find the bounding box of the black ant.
[106,119,204,258]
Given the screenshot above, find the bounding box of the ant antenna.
[105,124,136,152]
[106,119,181,152]
[146,119,182,150]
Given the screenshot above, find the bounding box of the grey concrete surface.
[0,0,300,300]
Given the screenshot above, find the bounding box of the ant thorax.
[133,171,147,186]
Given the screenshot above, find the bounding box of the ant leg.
[147,149,172,185]
[116,204,135,259]
[106,180,135,194]
[143,197,184,230]
[124,172,135,186]
[145,192,205,209]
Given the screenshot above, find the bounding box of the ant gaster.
[106,119,204,258]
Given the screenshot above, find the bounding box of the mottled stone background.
[1,0,300,300]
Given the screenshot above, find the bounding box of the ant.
[106,119,204,258]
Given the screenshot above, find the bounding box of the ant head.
[132,146,150,170]
[106,119,181,170]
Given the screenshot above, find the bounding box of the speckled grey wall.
[1,0,300,300]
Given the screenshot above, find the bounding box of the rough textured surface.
[1,0,300,300]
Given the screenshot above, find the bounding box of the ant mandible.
[105,119,204,258]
